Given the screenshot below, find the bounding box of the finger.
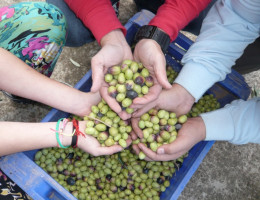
[96,145,123,156]
[157,134,191,156]
[130,131,138,140]
[138,143,181,161]
[132,144,154,162]
[91,63,105,92]
[131,117,143,138]
[136,144,156,161]
[117,111,132,120]
[126,136,132,147]
[154,62,172,89]
[100,86,122,113]
[132,83,162,105]
[132,144,141,155]
[132,103,156,118]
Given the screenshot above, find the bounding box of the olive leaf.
[69,58,81,67]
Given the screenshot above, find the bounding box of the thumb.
[157,135,189,155]
[90,63,104,92]
[153,56,172,89]
[155,70,172,89]
[96,145,123,156]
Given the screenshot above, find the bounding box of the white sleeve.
[201,98,260,144]
[175,0,260,101]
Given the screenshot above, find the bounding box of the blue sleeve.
[200,98,260,144]
[174,0,260,101]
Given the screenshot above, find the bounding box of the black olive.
[126,90,138,99]
[56,158,63,165]
[129,184,135,191]
[157,177,164,185]
[106,174,112,181]
[119,186,127,191]
[66,177,76,185]
[175,123,182,130]
[97,112,104,118]
[67,152,74,159]
[143,167,149,174]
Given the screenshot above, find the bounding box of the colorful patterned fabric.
[0,2,67,77]
[0,170,32,200]
[0,2,67,200]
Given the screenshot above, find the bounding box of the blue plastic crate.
[0,10,250,200]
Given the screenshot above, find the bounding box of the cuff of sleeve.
[200,108,235,141]
[82,7,126,44]
[174,62,218,102]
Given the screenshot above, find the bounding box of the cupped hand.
[132,83,195,118]
[90,29,133,115]
[78,121,132,156]
[132,39,172,106]
[133,117,206,161]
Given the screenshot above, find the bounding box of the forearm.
[0,121,74,156]
[176,0,260,101]
[201,98,260,144]
[0,48,96,116]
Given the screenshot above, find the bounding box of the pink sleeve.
[64,0,126,44]
[149,0,211,41]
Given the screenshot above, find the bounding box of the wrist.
[134,25,170,54]
[75,121,86,149]
[61,122,74,146]
[100,29,128,47]
[172,83,195,105]
[71,92,98,117]
[190,117,206,141]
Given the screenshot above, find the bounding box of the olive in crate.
[34,147,187,200]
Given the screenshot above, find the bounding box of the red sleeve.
[64,0,126,44]
[149,0,211,41]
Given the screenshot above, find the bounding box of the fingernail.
[157,148,164,154]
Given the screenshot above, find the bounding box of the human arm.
[64,0,133,116]
[133,97,260,161]
[0,121,123,157]
[0,48,100,117]
[133,98,260,161]
[64,0,132,89]
[132,0,211,106]
[175,0,260,102]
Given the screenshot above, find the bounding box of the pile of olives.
[166,65,178,84]
[105,60,154,114]
[35,147,187,200]
[187,94,220,117]
[84,99,131,148]
[134,109,188,160]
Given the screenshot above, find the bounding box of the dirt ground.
[0,0,260,200]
